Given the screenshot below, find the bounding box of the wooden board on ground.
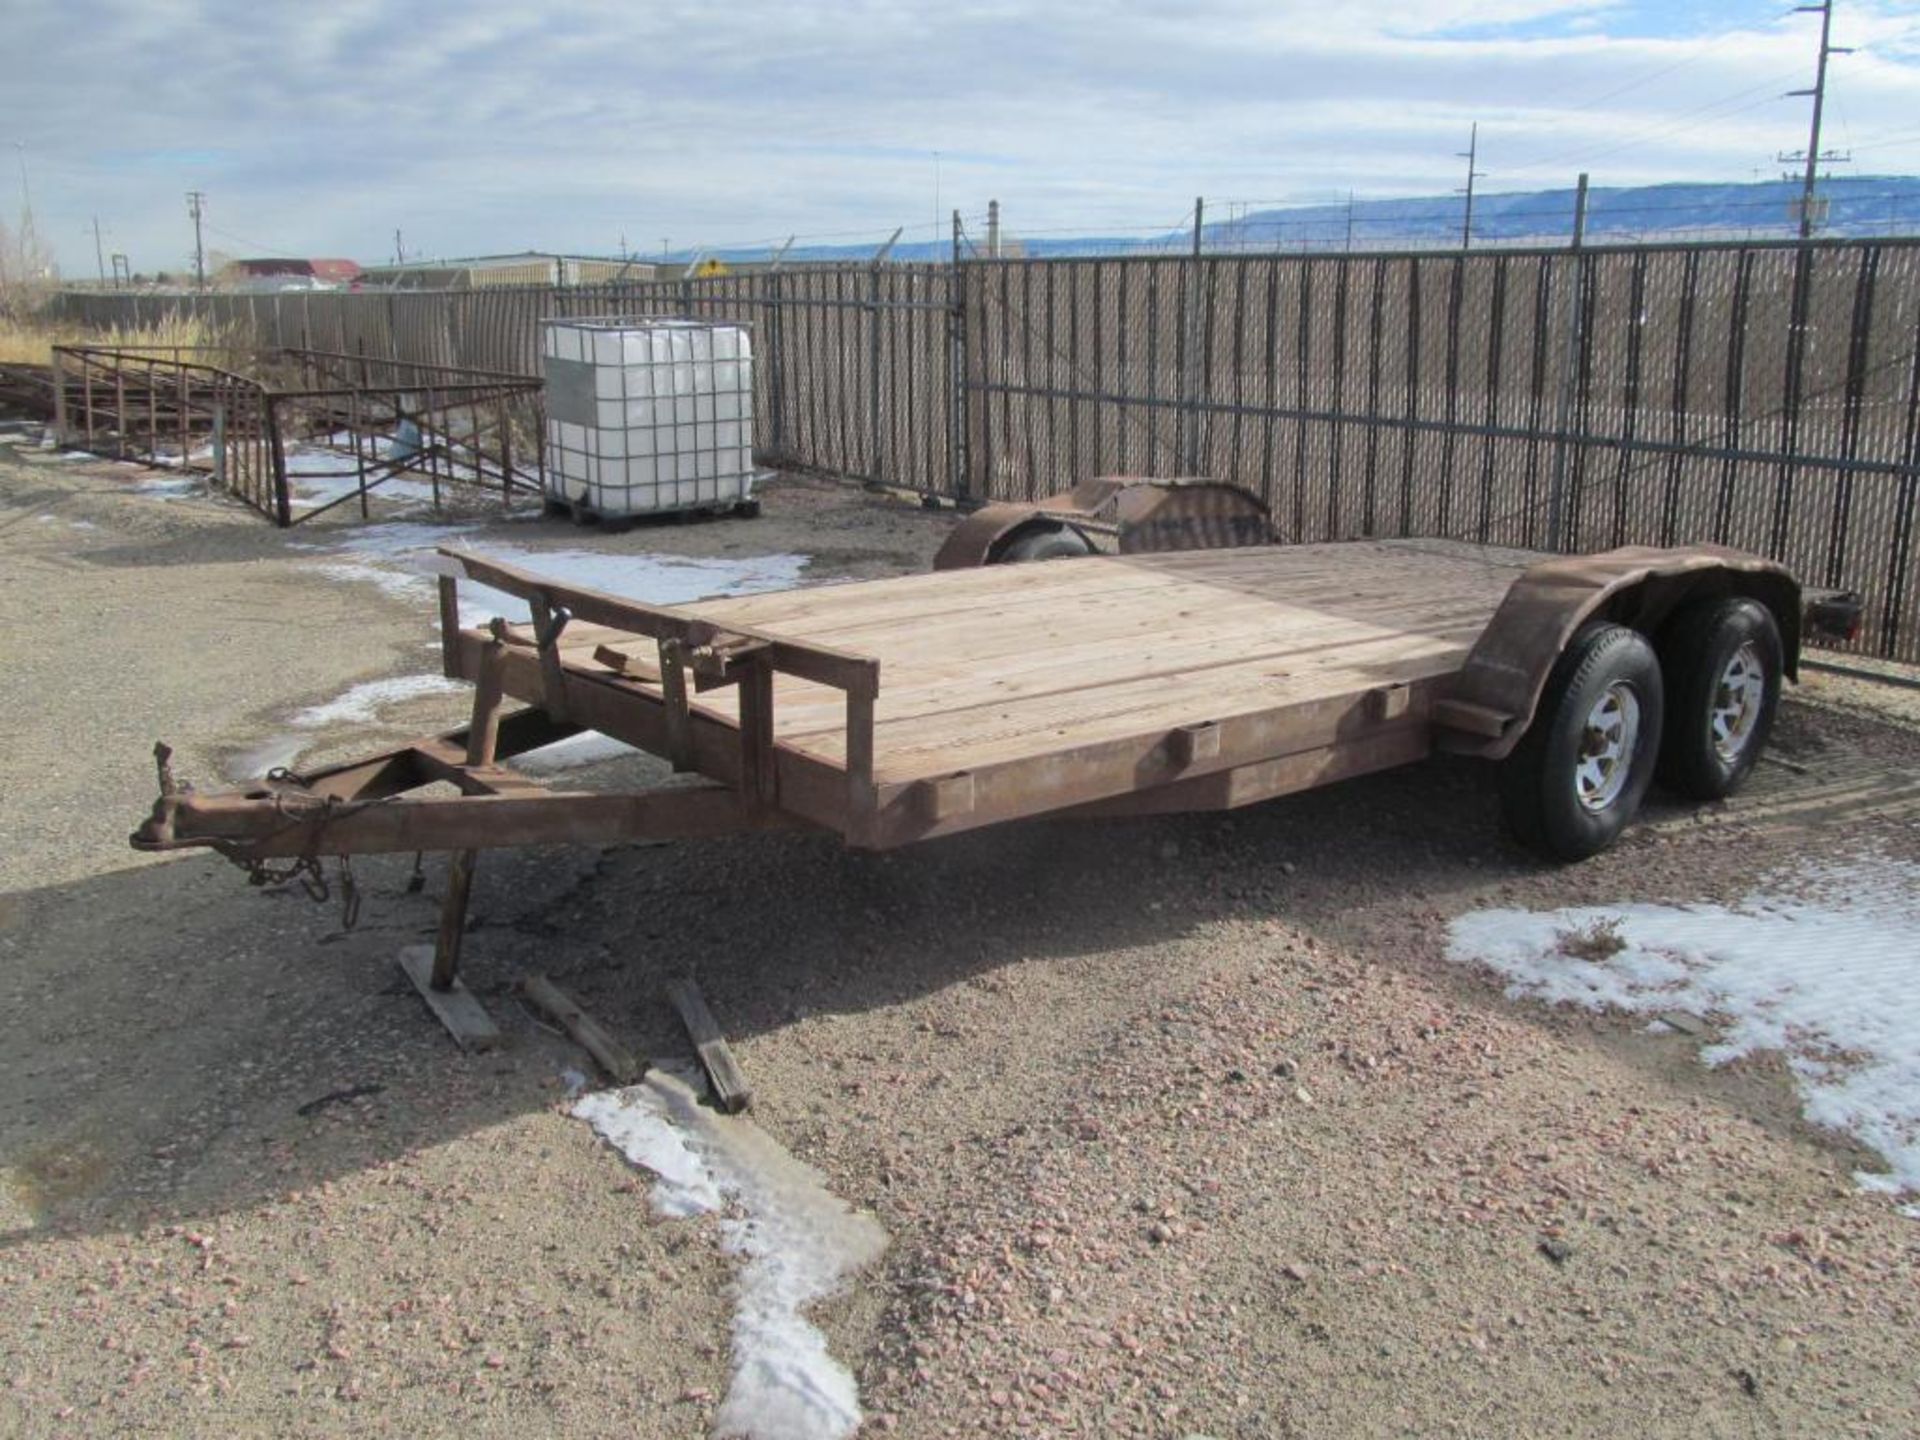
[666,976,753,1113]
[398,944,501,1052]
[523,973,644,1083]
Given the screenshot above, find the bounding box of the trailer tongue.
[133,534,1818,1043]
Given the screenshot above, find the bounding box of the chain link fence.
[52,236,1920,660]
[964,238,1920,661]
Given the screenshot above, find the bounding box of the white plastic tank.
[540,318,756,518]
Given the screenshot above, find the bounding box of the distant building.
[357,252,657,290]
[218,257,363,291]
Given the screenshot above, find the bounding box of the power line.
[1503,69,1805,175]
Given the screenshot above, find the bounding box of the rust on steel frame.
[48,343,545,526]
[132,545,877,993]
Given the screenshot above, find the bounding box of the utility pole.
[393,228,405,264]
[14,142,38,271]
[1457,123,1485,250]
[986,199,1000,259]
[92,216,106,286]
[1784,0,1852,240]
[1345,191,1355,252]
[185,190,207,288]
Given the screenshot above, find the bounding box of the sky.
[5,0,1920,276]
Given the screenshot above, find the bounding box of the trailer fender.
[931,478,1273,569]
[932,502,1085,570]
[1434,545,1802,759]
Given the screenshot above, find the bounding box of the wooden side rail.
[433,547,885,844]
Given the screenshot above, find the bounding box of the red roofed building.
[220,257,364,290]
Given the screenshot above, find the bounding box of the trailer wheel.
[1655,597,1782,801]
[1500,623,1664,861]
[993,522,1095,563]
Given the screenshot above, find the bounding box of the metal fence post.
[766,270,785,454]
[950,210,971,501]
[1545,173,1590,552]
[267,394,292,528]
[1182,197,1205,474]
[868,262,883,485]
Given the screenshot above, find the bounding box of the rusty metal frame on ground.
[48,344,545,526]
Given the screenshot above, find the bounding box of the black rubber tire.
[1499,623,1665,862]
[1655,597,1782,801]
[993,523,1095,563]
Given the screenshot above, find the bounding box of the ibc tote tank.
[540,317,757,520]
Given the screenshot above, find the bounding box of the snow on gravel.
[304,522,810,630]
[575,1068,888,1440]
[292,673,467,727]
[446,546,812,627]
[508,732,641,775]
[282,440,447,513]
[1447,854,1920,1204]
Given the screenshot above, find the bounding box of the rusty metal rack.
[49,344,545,526]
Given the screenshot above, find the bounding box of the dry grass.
[0,312,235,367]
[1555,916,1628,961]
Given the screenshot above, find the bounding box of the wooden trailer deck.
[444,539,1539,848]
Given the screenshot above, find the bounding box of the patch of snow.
[575,1068,887,1440]
[297,519,478,563]
[134,475,198,500]
[304,524,810,633]
[558,1068,590,1099]
[314,560,437,608]
[225,732,309,783]
[1446,855,1920,1202]
[293,673,466,728]
[449,546,812,627]
[282,442,448,513]
[508,733,642,775]
[149,443,215,468]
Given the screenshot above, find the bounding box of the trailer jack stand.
[397,848,501,1052]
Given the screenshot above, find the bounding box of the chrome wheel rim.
[1576,682,1641,812]
[1711,642,1765,762]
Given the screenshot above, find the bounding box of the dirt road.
[2,436,1917,1439]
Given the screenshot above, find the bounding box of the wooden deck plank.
[693,542,1530,646]
[594,583,1511,743]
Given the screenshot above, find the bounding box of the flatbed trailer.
[133,481,1854,1039]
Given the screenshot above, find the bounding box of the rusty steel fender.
[932,478,1273,569]
[1434,544,1802,759]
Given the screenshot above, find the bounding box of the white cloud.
[6,0,1917,273]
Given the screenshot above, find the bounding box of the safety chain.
[216,768,383,932]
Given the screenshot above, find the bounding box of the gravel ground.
[2,433,1917,1439]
